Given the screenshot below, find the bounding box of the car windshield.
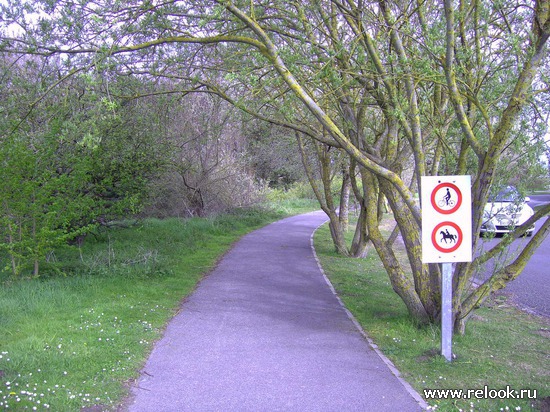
[489,186,522,202]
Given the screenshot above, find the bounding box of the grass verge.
[314,220,549,412]
[0,201,318,411]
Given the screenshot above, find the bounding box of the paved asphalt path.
[126,211,426,412]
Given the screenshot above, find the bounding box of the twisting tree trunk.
[296,133,349,256]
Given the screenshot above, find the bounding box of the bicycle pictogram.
[422,175,472,263]
[431,183,461,214]
[437,188,456,208]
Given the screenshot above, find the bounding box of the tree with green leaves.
[2,0,549,332]
[0,55,166,277]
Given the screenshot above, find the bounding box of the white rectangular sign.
[421,175,472,263]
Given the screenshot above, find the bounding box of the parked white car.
[480,186,535,237]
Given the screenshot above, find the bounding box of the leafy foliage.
[1,0,549,330]
[0,57,165,277]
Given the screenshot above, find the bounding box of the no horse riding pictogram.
[421,176,472,363]
[421,176,472,263]
[432,221,462,253]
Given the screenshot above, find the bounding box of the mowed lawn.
[314,220,549,412]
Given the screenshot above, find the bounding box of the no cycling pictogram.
[431,221,463,253]
[422,175,472,263]
[430,182,462,215]
[421,175,472,363]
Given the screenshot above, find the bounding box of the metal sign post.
[441,263,453,361]
[421,176,472,362]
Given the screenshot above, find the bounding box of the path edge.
[310,220,429,411]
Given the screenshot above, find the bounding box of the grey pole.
[441,262,453,361]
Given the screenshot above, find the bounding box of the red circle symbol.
[431,222,463,253]
[430,182,462,214]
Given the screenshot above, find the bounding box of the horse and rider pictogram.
[431,222,462,253]
[440,229,457,244]
[422,175,472,263]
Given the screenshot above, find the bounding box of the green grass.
[314,219,549,412]
[6,200,545,411]
[0,201,319,411]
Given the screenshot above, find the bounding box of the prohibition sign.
[430,182,463,215]
[431,221,463,253]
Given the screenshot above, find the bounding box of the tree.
[0,56,94,276]
[2,0,549,331]
[0,55,166,277]
[244,119,306,190]
[146,92,264,217]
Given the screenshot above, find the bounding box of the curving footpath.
[125,211,426,411]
